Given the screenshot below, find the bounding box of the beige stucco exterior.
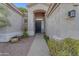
[1,3,79,42]
[0,4,24,42]
[27,3,49,36]
[46,3,79,39]
[28,3,79,39]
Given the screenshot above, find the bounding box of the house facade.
[27,3,49,36]
[0,3,24,42]
[46,3,79,39]
[1,3,79,42]
[28,3,79,40]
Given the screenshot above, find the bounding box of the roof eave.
[46,3,60,17]
[5,3,24,16]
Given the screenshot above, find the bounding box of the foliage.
[0,5,10,28]
[0,5,9,16]
[23,31,28,38]
[22,26,28,38]
[48,39,63,56]
[62,38,77,55]
[44,34,49,44]
[18,7,27,14]
[0,17,10,28]
[47,38,79,56]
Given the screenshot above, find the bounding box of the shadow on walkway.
[27,34,50,56]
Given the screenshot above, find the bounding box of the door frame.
[35,20,42,33]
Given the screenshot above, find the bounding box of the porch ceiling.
[28,3,50,7]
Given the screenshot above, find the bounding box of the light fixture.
[68,10,76,17]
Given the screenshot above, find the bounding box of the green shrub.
[48,39,63,56]
[22,26,28,38]
[62,38,77,55]
[73,40,79,55]
[44,34,49,43]
[23,31,28,38]
[48,38,79,56]
[0,17,10,28]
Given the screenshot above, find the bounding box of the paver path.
[0,37,34,56]
[27,34,50,56]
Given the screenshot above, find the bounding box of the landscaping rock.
[10,38,19,43]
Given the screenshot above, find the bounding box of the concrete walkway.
[27,34,50,56]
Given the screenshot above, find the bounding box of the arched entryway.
[33,10,45,34]
[28,4,49,36]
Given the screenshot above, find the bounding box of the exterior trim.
[28,3,49,8]
[4,3,24,16]
[46,3,60,17]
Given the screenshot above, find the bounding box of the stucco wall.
[0,4,24,42]
[28,4,49,36]
[46,3,79,39]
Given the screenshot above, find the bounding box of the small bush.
[23,31,28,38]
[62,38,77,55]
[48,39,64,56]
[44,34,49,43]
[48,38,79,56]
[73,40,79,55]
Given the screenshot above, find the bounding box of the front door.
[35,20,41,33]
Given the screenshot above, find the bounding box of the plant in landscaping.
[62,38,77,55]
[22,26,28,38]
[48,39,63,56]
[73,40,79,55]
[0,5,10,28]
[44,34,49,43]
[23,31,28,38]
[0,17,10,27]
[47,38,79,56]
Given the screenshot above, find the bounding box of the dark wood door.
[35,20,41,33]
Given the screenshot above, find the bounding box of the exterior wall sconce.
[68,10,76,17]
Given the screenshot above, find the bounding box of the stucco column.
[28,10,35,36]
